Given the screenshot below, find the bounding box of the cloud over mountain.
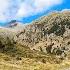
[0,0,63,22]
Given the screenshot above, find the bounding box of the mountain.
[15,11,70,56]
[0,11,70,70]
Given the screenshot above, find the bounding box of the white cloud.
[16,0,63,18]
[16,3,34,17]
[0,0,9,21]
[0,0,19,22]
[0,0,63,22]
[34,0,62,11]
[61,9,70,12]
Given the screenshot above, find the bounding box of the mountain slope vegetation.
[0,11,70,70]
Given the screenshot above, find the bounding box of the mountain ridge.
[0,11,70,70]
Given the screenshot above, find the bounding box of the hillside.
[16,11,70,56]
[0,11,70,70]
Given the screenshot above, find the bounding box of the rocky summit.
[0,11,70,70]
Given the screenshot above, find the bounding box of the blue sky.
[0,0,70,26]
